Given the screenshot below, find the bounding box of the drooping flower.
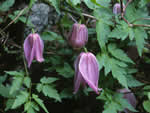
[118,88,137,113]
[24,33,44,68]
[74,52,101,94]
[113,3,125,15]
[68,23,88,48]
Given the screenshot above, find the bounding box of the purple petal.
[74,52,85,94]
[79,52,99,94]
[24,34,33,67]
[34,34,44,62]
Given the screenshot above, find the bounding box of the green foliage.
[12,91,29,109]
[0,0,15,12]
[32,94,49,113]
[45,0,60,13]
[36,76,61,102]
[24,76,31,88]
[56,62,74,78]
[143,100,150,112]
[134,27,147,56]
[24,101,39,113]
[97,90,137,113]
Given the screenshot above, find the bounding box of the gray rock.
[29,3,50,32]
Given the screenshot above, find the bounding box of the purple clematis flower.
[74,52,101,94]
[24,33,44,68]
[113,3,125,15]
[68,23,88,48]
[118,88,137,113]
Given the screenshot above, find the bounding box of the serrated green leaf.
[36,83,43,92]
[126,74,144,87]
[10,76,23,94]
[5,99,15,111]
[96,20,110,50]
[70,0,81,5]
[84,0,97,9]
[134,27,147,56]
[32,94,49,113]
[41,31,63,41]
[5,71,24,76]
[108,44,134,63]
[24,101,39,113]
[110,59,128,88]
[46,0,60,13]
[40,77,58,84]
[42,85,61,102]
[0,85,11,98]
[56,62,74,78]
[108,21,133,40]
[0,0,15,12]
[143,100,150,112]
[12,91,29,109]
[0,75,7,84]
[24,76,31,88]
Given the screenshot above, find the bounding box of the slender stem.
[84,47,88,52]
[68,14,78,23]
[23,52,29,76]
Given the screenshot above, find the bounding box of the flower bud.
[68,23,88,48]
[113,3,125,15]
[24,33,44,68]
[117,88,137,113]
[74,52,102,94]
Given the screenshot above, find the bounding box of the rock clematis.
[118,88,137,113]
[24,33,44,68]
[68,23,88,48]
[74,52,101,94]
[113,3,125,15]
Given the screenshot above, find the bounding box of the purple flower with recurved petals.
[113,3,125,15]
[68,23,88,48]
[74,52,101,94]
[118,88,137,113]
[24,33,44,68]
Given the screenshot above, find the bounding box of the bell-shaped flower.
[74,52,101,94]
[68,23,88,48]
[24,33,44,68]
[113,3,125,15]
[118,88,137,113]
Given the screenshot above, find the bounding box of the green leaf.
[5,71,24,76]
[0,0,15,12]
[70,0,81,5]
[24,101,39,113]
[56,62,74,78]
[0,85,11,98]
[36,83,43,92]
[0,75,7,84]
[42,85,61,102]
[134,27,147,56]
[143,100,150,112]
[83,0,97,9]
[12,91,29,109]
[108,21,134,40]
[110,59,128,88]
[10,76,24,94]
[126,74,144,87]
[96,20,110,50]
[96,53,111,75]
[24,76,31,88]
[5,99,15,111]
[32,94,49,113]
[46,0,60,13]
[40,76,58,84]
[108,44,134,63]
[41,31,63,41]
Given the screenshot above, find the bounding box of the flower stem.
[84,47,88,52]
[23,52,29,76]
